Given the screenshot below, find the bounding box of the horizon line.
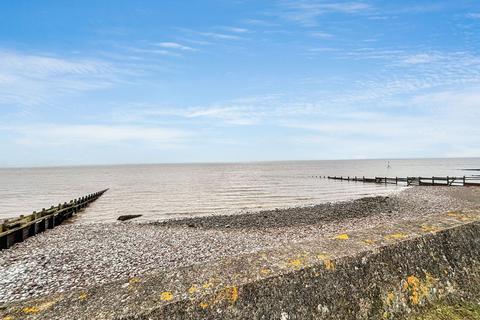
[1,156,479,170]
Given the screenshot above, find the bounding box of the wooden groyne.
[0,189,108,250]
[327,176,480,186]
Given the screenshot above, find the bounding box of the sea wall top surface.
[1,208,480,320]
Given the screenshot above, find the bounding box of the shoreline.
[1,186,479,304]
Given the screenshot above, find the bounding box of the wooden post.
[432,176,434,185]
[396,177,398,185]
[463,176,466,186]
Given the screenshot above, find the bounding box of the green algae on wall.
[410,301,480,320]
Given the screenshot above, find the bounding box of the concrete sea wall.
[1,210,480,319]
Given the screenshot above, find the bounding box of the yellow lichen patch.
[402,274,436,306]
[259,268,271,276]
[22,307,40,314]
[160,291,174,301]
[361,239,376,245]
[385,292,396,306]
[225,286,239,304]
[287,258,303,268]
[202,282,213,289]
[22,300,57,314]
[317,253,330,260]
[323,259,335,271]
[447,211,472,222]
[128,277,141,284]
[199,301,209,309]
[425,272,437,285]
[384,232,407,240]
[334,234,349,240]
[78,292,88,300]
[209,286,240,306]
[2,316,14,320]
[421,225,440,233]
[188,285,198,294]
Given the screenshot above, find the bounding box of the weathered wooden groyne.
[327,175,480,186]
[0,189,108,250]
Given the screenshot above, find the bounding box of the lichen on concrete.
[409,300,480,320]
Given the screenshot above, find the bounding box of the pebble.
[0,187,477,303]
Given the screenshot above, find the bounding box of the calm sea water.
[1,158,479,223]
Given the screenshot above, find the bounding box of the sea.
[1,158,479,223]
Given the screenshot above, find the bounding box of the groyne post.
[0,189,108,250]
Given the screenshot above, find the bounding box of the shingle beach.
[1,186,479,303]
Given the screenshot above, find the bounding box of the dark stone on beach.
[117,215,142,221]
[187,223,195,228]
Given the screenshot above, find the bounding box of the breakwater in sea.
[1,187,479,319]
[2,158,479,223]
[0,190,108,250]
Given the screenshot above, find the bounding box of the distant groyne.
[327,175,480,186]
[0,189,108,250]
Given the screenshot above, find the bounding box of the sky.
[0,0,480,167]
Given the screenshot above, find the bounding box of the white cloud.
[310,31,334,39]
[198,32,241,40]
[278,1,371,26]
[242,19,279,27]
[1,124,189,146]
[467,13,480,19]
[411,89,480,115]
[307,47,337,53]
[156,42,195,51]
[221,27,249,33]
[185,106,261,125]
[401,53,435,65]
[0,50,118,107]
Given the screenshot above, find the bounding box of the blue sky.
[1,1,480,166]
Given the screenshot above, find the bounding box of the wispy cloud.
[242,19,279,27]
[411,89,480,115]
[197,32,241,40]
[310,31,334,39]
[156,42,196,51]
[401,53,436,65]
[1,124,189,146]
[221,27,250,33]
[174,27,244,44]
[277,1,371,26]
[467,13,480,19]
[0,50,119,107]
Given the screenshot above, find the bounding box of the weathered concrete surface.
[1,209,480,319]
[408,300,480,319]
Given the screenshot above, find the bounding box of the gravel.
[1,186,478,303]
